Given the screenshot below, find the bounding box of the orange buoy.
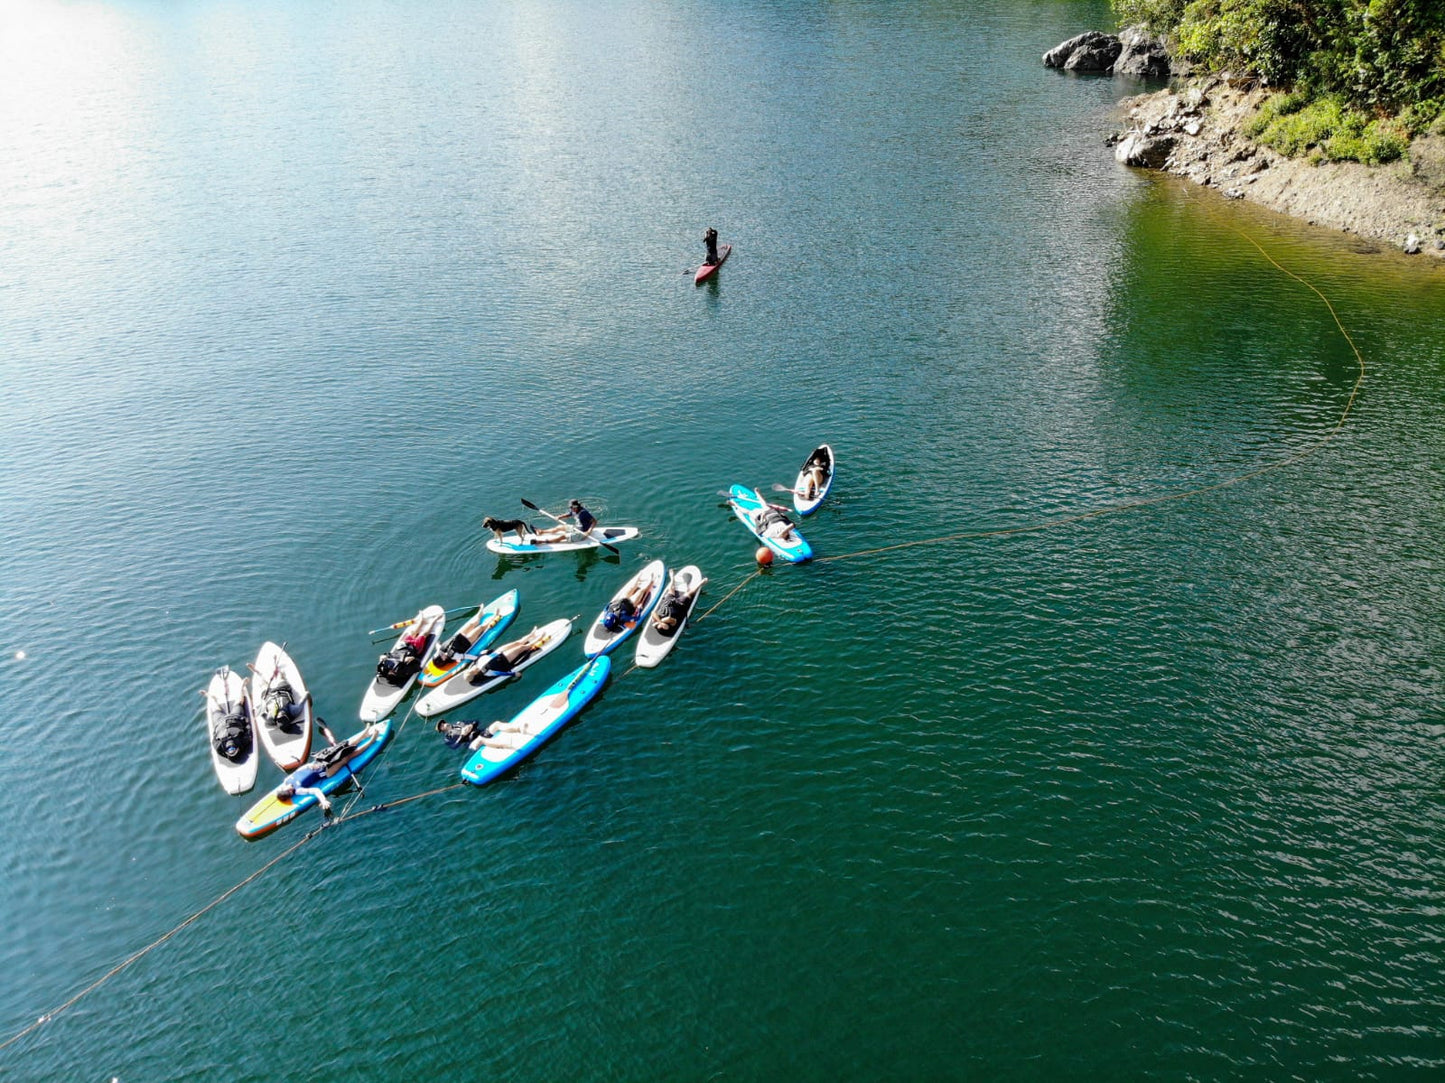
[755,546,774,566]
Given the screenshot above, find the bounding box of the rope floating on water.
[0,231,1365,1057]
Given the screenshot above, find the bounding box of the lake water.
[3,0,1444,1079]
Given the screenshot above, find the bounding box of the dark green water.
[3,1,1444,1079]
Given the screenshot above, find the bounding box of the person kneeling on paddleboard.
[703,227,719,266]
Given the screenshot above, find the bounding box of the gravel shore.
[1114,79,1445,261]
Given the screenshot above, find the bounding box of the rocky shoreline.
[1046,32,1445,261]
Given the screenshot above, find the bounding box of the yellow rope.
[0,231,1364,1057]
[813,230,1365,565]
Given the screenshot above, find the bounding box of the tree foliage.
[1112,0,1445,111]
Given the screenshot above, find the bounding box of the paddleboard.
[459,655,611,787]
[247,641,315,771]
[634,565,706,669]
[728,484,813,563]
[485,526,640,555]
[792,443,835,516]
[415,617,573,718]
[204,666,258,795]
[235,718,394,841]
[418,590,519,687]
[695,244,732,284]
[361,604,445,721]
[583,559,666,658]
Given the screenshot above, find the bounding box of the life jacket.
[214,712,251,761]
[602,597,636,632]
[376,640,422,684]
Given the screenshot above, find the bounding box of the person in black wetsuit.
[703,227,720,266]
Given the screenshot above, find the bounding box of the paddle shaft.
[367,603,476,638]
[520,498,619,555]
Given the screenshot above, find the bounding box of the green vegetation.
[1112,0,1445,163]
[1243,92,1410,163]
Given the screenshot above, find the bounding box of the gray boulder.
[1115,131,1176,169]
[1114,26,1171,79]
[1043,31,1120,71]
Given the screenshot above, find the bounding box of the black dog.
[482,515,535,541]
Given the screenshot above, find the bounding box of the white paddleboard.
[485,526,640,555]
[361,604,445,721]
[247,642,314,772]
[415,618,573,718]
[205,666,259,795]
[583,559,666,658]
[634,566,706,669]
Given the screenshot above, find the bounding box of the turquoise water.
[3,0,1445,1079]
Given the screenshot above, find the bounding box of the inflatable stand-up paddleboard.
[361,604,445,721]
[415,617,573,718]
[634,565,706,669]
[205,666,259,796]
[582,559,666,658]
[792,443,835,516]
[235,719,394,841]
[418,590,519,688]
[728,484,812,563]
[695,244,732,284]
[459,656,611,787]
[247,641,315,771]
[485,526,640,555]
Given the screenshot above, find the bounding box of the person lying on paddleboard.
[652,574,701,637]
[601,578,654,633]
[435,718,484,748]
[465,628,550,685]
[752,501,800,543]
[275,725,378,814]
[529,499,598,543]
[260,682,307,732]
[703,227,719,266]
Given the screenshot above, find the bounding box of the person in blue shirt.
[531,500,598,543]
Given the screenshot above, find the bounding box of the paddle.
[519,498,619,555]
[366,604,476,639]
[550,660,596,710]
[771,483,803,496]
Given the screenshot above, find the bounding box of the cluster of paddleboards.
[728,443,835,563]
[204,560,709,841]
[203,443,833,842]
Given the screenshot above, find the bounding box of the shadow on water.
[489,548,617,583]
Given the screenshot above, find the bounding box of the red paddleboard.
[694,244,731,284]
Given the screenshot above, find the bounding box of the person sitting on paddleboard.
[800,451,828,501]
[703,227,719,266]
[529,499,598,543]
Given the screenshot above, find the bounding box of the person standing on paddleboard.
[703,227,719,267]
